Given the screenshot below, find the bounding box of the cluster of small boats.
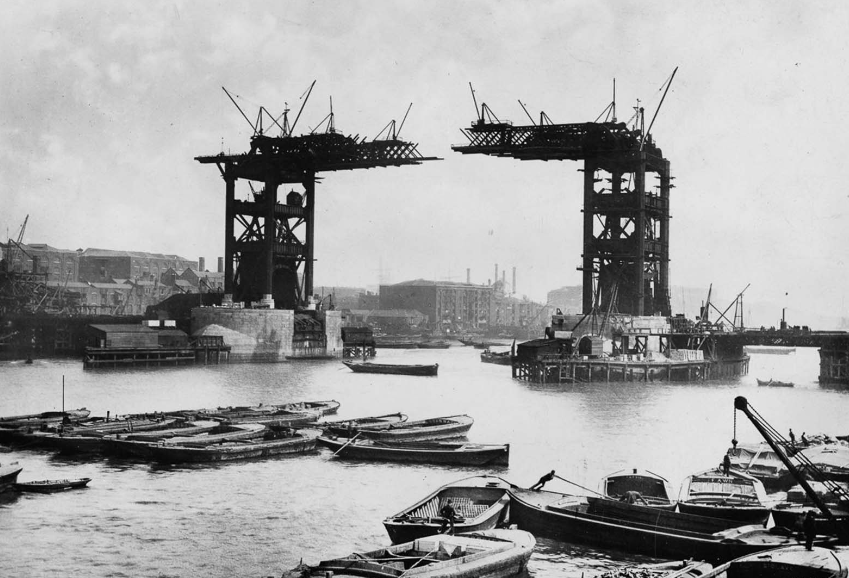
[289,469,849,578]
[0,405,513,467]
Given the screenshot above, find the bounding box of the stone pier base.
[191,306,344,363]
[191,307,294,362]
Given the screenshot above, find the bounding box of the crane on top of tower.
[641,66,678,150]
[222,80,317,138]
[373,103,414,141]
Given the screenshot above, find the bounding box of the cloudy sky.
[2,1,847,327]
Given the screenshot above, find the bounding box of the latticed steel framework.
[454,120,672,317]
[197,132,437,308]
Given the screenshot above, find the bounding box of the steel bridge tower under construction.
[453,93,673,318]
[196,87,439,309]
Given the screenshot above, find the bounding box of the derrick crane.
[734,396,849,542]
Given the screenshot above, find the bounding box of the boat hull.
[0,464,23,492]
[383,475,513,544]
[343,361,438,376]
[14,477,91,493]
[291,529,534,578]
[137,430,319,463]
[507,488,817,564]
[317,437,509,466]
[357,415,474,442]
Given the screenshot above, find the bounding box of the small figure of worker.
[803,510,817,550]
[801,432,809,446]
[619,491,648,505]
[530,470,556,491]
[722,453,731,475]
[789,428,796,448]
[439,499,457,534]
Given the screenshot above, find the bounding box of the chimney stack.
[502,270,505,289]
[494,264,499,286]
[512,267,516,294]
[466,268,470,284]
[218,257,224,273]
[198,257,205,272]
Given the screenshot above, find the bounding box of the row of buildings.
[0,243,224,316]
[317,279,554,336]
[2,240,558,334]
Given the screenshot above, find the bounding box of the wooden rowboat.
[121,428,320,463]
[342,361,438,376]
[317,436,509,466]
[352,415,474,442]
[319,412,408,436]
[280,528,534,578]
[700,544,849,577]
[383,475,514,544]
[14,477,91,493]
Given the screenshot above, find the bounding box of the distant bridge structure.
[196,85,439,309]
[453,78,676,318]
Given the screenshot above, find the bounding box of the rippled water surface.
[1,346,846,577]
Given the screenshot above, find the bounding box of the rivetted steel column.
[303,173,316,304]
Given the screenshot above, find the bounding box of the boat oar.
[553,474,605,497]
[333,432,361,456]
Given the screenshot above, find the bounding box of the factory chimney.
[466,268,470,284]
[217,257,224,273]
[512,267,516,295]
[494,264,498,286]
[502,270,505,290]
[198,257,205,272]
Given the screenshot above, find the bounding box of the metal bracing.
[454,117,672,317]
[198,110,439,309]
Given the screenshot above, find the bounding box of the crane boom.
[734,396,849,541]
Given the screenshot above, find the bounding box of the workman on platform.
[530,470,556,491]
[722,453,732,475]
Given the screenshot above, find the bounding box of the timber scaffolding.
[83,335,230,369]
[511,315,750,384]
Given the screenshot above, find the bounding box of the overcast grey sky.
[2,1,847,327]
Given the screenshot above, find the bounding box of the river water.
[0,346,846,577]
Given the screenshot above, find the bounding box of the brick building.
[379,279,492,333]
[1,243,79,281]
[78,248,195,284]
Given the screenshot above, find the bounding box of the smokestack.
[512,267,516,294]
[198,257,205,272]
[217,257,224,273]
[466,268,470,284]
[502,270,505,288]
[494,264,498,286]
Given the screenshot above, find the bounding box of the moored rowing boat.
[281,528,535,578]
[317,436,509,466]
[383,475,513,544]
